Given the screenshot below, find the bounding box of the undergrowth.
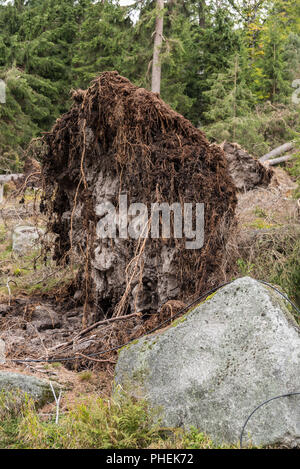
[203,103,300,158]
[287,152,300,198]
[236,225,300,307]
[0,393,230,450]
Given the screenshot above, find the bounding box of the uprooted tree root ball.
[41,71,237,322]
[221,142,274,191]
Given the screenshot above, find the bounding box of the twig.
[47,312,140,354]
[74,352,116,364]
[77,311,141,338]
[49,381,62,425]
[259,142,295,162]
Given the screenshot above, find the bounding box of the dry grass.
[0,190,75,300]
[237,167,299,229]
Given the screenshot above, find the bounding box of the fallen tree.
[220,142,273,191]
[41,72,237,321]
[259,142,295,163]
[264,153,297,166]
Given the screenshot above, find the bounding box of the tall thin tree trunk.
[198,0,206,28]
[151,0,164,94]
[233,55,238,140]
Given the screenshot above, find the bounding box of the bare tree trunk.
[151,0,164,94]
[198,0,206,28]
[259,142,295,162]
[264,153,297,166]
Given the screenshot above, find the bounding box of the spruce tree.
[72,0,133,88]
[0,0,86,171]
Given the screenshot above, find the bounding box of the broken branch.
[259,142,295,163]
[264,153,297,166]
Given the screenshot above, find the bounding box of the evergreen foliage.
[0,0,299,171]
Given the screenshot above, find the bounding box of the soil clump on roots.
[41,71,237,322]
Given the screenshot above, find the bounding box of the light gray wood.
[259,142,294,162]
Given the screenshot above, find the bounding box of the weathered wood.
[0,174,23,183]
[259,142,294,162]
[264,153,297,166]
[151,0,164,94]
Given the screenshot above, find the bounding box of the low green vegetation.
[237,226,300,308]
[0,392,232,450]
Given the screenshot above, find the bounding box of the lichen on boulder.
[114,277,300,448]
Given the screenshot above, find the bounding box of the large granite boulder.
[114,277,300,448]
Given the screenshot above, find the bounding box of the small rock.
[27,305,61,331]
[0,372,60,408]
[12,225,44,255]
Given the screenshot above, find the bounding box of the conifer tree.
[203,53,256,124]
[72,0,132,88]
[0,0,88,171]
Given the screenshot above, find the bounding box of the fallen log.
[264,153,297,166]
[259,142,294,163]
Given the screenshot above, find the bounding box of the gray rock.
[0,372,59,408]
[26,305,61,332]
[0,339,5,364]
[12,225,44,255]
[0,304,10,316]
[114,277,300,448]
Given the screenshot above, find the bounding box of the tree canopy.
[0,0,299,171]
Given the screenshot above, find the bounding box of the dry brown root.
[41,71,237,320]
